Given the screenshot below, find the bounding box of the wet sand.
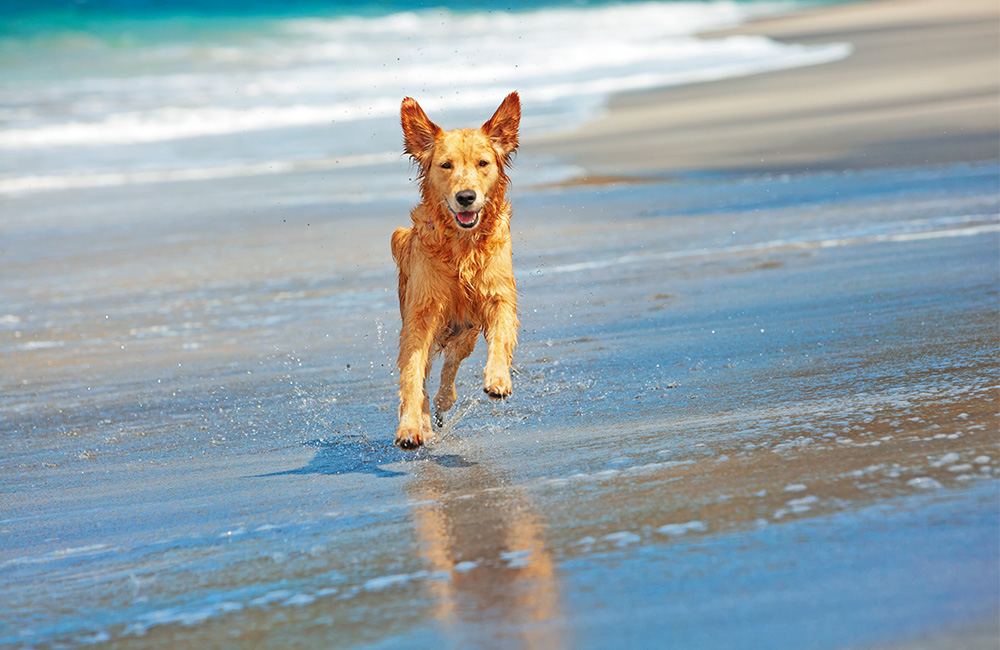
[3,0,1000,648]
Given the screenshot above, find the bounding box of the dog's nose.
[455,190,476,208]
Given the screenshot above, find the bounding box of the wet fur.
[391,92,521,449]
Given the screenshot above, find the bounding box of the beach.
[2,0,999,648]
[533,0,999,175]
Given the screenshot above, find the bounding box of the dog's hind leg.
[422,351,436,433]
[434,327,478,425]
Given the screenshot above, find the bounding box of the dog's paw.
[395,425,427,450]
[483,368,512,400]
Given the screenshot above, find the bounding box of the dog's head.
[401,92,520,231]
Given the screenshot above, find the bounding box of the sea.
[0,0,850,202]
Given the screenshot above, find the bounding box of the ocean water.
[0,0,849,201]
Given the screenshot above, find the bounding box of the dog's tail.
[391,226,410,267]
[391,226,411,319]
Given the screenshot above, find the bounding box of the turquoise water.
[0,0,809,21]
[0,0,849,200]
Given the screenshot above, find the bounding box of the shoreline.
[528,0,999,177]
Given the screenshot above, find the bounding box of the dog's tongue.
[456,211,477,225]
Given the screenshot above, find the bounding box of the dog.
[391,92,521,450]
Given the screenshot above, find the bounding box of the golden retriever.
[391,92,521,449]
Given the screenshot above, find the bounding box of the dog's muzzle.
[451,189,480,228]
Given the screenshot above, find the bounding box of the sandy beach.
[2,0,998,648]
[532,0,999,175]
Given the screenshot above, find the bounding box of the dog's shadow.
[254,436,476,479]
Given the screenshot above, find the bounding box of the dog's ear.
[401,97,441,165]
[482,91,520,163]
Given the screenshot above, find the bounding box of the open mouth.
[453,210,480,229]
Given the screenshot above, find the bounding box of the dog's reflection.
[411,454,564,649]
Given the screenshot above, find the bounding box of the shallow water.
[2,162,998,648]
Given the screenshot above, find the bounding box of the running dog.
[391,92,521,449]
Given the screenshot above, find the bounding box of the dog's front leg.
[396,304,442,449]
[482,291,518,400]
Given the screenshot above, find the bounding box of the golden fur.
[391,92,521,449]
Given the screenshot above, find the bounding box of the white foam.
[603,531,643,547]
[1,543,117,568]
[282,593,317,606]
[0,152,398,195]
[0,102,401,149]
[249,589,293,607]
[931,453,961,468]
[17,340,66,350]
[906,477,943,490]
[774,496,819,519]
[787,495,819,509]
[78,631,111,645]
[141,601,244,628]
[656,521,708,536]
[362,571,423,591]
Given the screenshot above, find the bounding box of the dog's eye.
[440,161,452,169]
[478,160,489,167]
